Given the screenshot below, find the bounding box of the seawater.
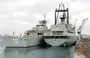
[0,46,75,58]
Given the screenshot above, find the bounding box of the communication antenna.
[13,28,16,37]
[39,14,47,25]
[44,14,46,20]
[74,19,78,35]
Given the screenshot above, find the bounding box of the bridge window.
[52,31,63,35]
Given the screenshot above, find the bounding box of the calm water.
[0,46,75,58]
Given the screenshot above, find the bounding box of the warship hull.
[44,36,77,46]
[0,38,41,48]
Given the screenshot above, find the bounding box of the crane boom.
[77,18,88,34]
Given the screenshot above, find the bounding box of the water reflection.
[0,46,75,58]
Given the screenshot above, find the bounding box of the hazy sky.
[0,0,90,35]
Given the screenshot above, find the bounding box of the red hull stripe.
[6,45,39,48]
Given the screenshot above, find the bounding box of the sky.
[0,0,90,35]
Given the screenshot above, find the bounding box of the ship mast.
[39,14,47,26]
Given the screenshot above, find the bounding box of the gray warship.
[0,3,85,58]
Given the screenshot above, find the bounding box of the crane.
[77,18,88,37]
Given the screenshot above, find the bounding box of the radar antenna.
[39,14,47,25]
